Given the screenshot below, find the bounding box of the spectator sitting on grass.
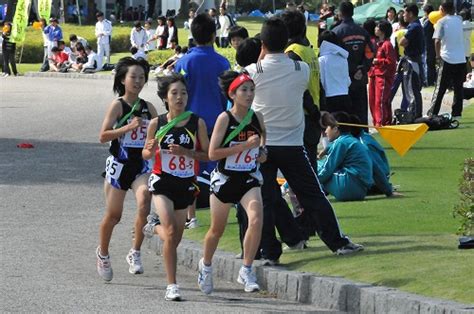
[130,46,147,60]
[153,45,187,75]
[69,34,88,52]
[349,114,402,198]
[318,111,374,201]
[49,46,69,72]
[81,45,98,73]
[58,40,73,61]
[70,44,88,72]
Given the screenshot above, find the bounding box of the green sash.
[115,98,141,129]
[222,109,254,146]
[155,111,193,140]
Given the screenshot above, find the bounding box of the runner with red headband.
[197,71,267,294]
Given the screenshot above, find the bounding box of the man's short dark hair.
[318,30,342,48]
[405,4,419,17]
[440,1,455,14]
[96,11,104,17]
[134,21,141,28]
[69,34,78,42]
[228,26,249,40]
[260,17,289,53]
[339,1,354,18]
[130,46,138,54]
[281,10,306,39]
[236,37,261,67]
[423,4,434,14]
[51,46,60,53]
[191,13,216,45]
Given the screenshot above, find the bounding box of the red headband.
[228,74,253,96]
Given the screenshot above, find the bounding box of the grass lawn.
[184,105,474,305]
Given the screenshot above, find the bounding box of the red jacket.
[368,39,397,77]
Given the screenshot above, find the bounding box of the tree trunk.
[147,0,156,18]
[87,0,96,23]
[177,0,189,18]
[5,0,18,22]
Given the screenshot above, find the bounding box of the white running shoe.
[96,246,113,281]
[185,217,199,229]
[237,266,260,292]
[126,249,144,274]
[335,242,364,256]
[142,213,161,238]
[197,258,213,294]
[165,284,182,301]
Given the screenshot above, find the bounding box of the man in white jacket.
[95,11,112,70]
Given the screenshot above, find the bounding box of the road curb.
[148,237,474,313]
[24,71,114,80]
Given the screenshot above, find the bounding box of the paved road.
[0,77,339,313]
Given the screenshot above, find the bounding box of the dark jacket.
[332,18,375,83]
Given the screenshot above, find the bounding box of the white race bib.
[122,119,150,148]
[224,142,259,172]
[105,156,124,180]
[161,150,195,178]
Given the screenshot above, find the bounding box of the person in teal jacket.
[349,114,402,198]
[318,112,373,201]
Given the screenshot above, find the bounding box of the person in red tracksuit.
[369,20,397,126]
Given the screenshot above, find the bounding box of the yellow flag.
[10,0,31,43]
[376,124,429,157]
[38,0,52,20]
[337,122,429,157]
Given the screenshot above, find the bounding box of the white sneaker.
[96,246,113,281]
[185,217,199,229]
[336,242,364,256]
[237,266,260,292]
[197,258,213,294]
[283,240,307,251]
[165,284,182,301]
[142,213,161,238]
[126,249,144,274]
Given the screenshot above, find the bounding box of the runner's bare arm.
[99,100,141,143]
[142,118,158,160]
[208,112,259,161]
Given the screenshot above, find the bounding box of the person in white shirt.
[427,1,466,119]
[39,18,50,72]
[130,21,147,52]
[218,6,232,48]
[318,30,351,113]
[95,11,112,70]
[184,9,195,47]
[130,46,147,60]
[245,17,363,264]
[144,21,156,51]
[460,9,474,71]
[81,45,98,73]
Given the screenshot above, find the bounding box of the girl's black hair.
[113,57,150,96]
[156,72,187,111]
[349,114,363,138]
[363,18,377,38]
[377,19,393,39]
[218,70,243,102]
[326,111,353,134]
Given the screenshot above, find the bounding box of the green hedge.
[17,22,240,64]
[18,23,137,63]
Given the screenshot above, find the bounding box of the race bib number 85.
[224,142,258,172]
[161,150,194,178]
[122,119,150,148]
[105,156,124,180]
